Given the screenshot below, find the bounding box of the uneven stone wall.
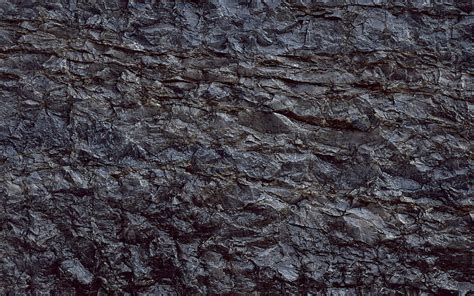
[0,0,472,295]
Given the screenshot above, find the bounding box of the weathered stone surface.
[0,0,472,295]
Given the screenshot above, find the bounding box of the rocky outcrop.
[0,0,472,294]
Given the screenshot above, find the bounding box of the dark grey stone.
[0,0,472,295]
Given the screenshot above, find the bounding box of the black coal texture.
[0,0,472,295]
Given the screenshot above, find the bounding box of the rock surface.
[0,0,472,295]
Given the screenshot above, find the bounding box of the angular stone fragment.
[60,259,94,286]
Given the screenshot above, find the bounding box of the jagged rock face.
[0,0,472,295]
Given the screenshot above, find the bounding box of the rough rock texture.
[0,0,472,295]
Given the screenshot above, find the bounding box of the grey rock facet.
[60,259,94,286]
